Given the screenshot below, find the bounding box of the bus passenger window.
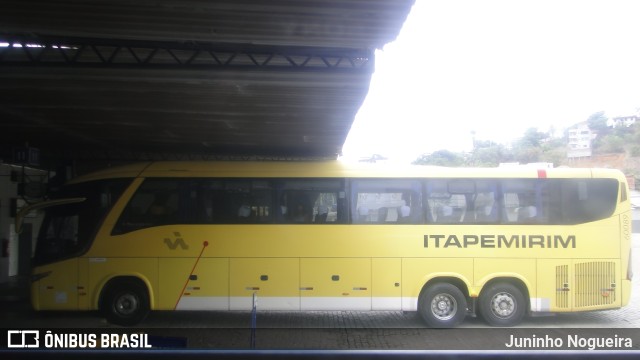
[315,205,329,223]
[426,179,498,224]
[431,195,465,223]
[502,192,520,223]
[279,179,344,224]
[473,192,497,223]
[501,179,546,224]
[291,200,312,223]
[148,192,177,222]
[114,179,181,233]
[560,178,618,224]
[351,179,422,224]
[212,180,273,224]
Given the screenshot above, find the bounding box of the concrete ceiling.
[0,0,414,166]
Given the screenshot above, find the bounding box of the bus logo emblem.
[164,232,189,250]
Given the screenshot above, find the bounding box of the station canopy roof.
[0,0,414,166]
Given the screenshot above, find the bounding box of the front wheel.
[478,282,525,327]
[418,283,467,328]
[101,278,150,326]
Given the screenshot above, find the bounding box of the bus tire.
[478,282,525,327]
[418,282,467,328]
[100,278,150,326]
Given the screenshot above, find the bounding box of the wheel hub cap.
[431,293,457,321]
[491,293,515,318]
[115,294,138,316]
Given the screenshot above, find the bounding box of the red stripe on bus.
[174,241,209,310]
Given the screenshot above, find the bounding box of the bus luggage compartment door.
[229,258,300,310]
[300,258,371,311]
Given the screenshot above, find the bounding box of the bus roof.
[67,161,628,184]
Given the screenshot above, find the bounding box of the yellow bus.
[18,161,633,327]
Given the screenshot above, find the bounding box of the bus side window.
[313,193,338,223]
[502,192,519,223]
[470,180,498,223]
[426,179,498,224]
[473,192,497,223]
[351,179,422,224]
[501,179,546,224]
[425,180,444,223]
[148,191,178,223]
[279,179,344,224]
[426,180,466,224]
[560,178,618,224]
[114,179,181,233]
[221,180,273,224]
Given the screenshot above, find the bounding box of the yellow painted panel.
[159,258,229,310]
[87,225,213,260]
[78,258,90,310]
[33,259,78,310]
[372,258,401,297]
[92,219,620,261]
[300,258,371,297]
[402,258,473,299]
[87,257,158,310]
[230,258,299,297]
[372,258,401,310]
[474,258,536,298]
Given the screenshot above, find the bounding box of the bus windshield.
[33,179,131,266]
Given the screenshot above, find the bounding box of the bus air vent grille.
[574,261,616,308]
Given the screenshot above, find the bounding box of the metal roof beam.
[0,34,373,72]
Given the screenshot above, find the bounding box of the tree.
[513,146,541,164]
[587,111,610,153]
[518,127,547,148]
[586,111,609,133]
[539,137,567,166]
[598,135,625,153]
[468,142,511,167]
[411,114,640,168]
[413,150,465,166]
[510,127,547,163]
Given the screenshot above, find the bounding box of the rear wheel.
[101,278,150,326]
[478,282,525,327]
[418,283,467,328]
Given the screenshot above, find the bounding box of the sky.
[341,0,640,163]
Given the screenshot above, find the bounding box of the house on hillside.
[567,122,596,159]
[610,115,638,128]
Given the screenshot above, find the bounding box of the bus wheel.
[478,283,525,327]
[101,278,150,326]
[418,283,467,328]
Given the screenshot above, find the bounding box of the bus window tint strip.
[112,177,620,233]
